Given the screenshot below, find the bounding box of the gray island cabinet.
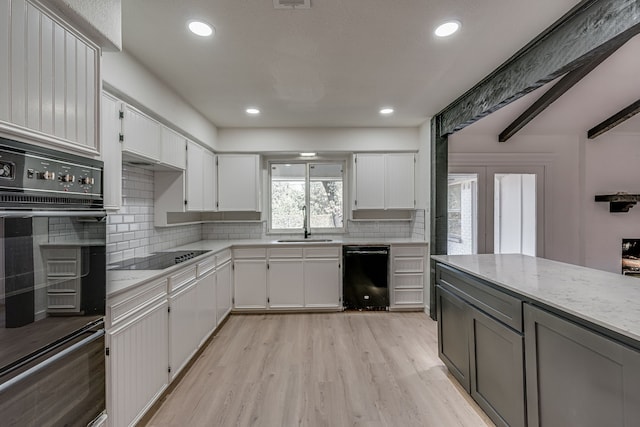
[433,254,640,427]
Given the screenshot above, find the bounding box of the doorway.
[448,165,544,256]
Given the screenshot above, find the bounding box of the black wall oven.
[0,137,106,426]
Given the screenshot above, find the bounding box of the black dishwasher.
[343,246,389,310]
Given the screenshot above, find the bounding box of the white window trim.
[267,158,348,235]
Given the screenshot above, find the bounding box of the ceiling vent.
[273,0,310,9]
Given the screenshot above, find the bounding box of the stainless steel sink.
[276,239,333,243]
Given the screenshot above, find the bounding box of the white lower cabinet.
[304,258,341,308]
[168,280,199,381]
[233,248,267,309]
[233,246,341,311]
[268,257,304,308]
[196,269,217,346]
[106,249,232,425]
[390,244,428,310]
[106,278,169,427]
[216,258,233,324]
[304,247,341,308]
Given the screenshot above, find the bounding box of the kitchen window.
[269,162,344,233]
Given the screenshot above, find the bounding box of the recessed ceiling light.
[434,20,461,38]
[300,152,316,157]
[380,108,394,115]
[246,107,260,115]
[188,20,214,37]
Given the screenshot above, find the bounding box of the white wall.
[102,51,219,150]
[217,127,419,153]
[582,132,640,273]
[448,132,581,265]
[43,0,122,50]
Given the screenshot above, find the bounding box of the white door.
[448,165,544,257]
[216,260,232,323]
[304,258,341,308]
[186,141,204,211]
[233,259,267,309]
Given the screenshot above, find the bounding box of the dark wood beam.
[498,42,625,142]
[588,99,640,139]
[438,0,640,137]
[429,116,448,319]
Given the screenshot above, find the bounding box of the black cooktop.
[109,250,211,270]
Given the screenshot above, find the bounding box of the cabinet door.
[470,307,525,427]
[197,270,217,345]
[168,281,199,380]
[106,299,169,427]
[304,258,340,308]
[122,105,161,161]
[268,259,304,308]
[1,1,98,153]
[385,154,415,209]
[233,259,267,309]
[160,126,186,170]
[203,150,217,211]
[524,304,640,427]
[354,154,385,209]
[216,260,232,323]
[101,93,122,210]
[436,285,471,391]
[186,140,204,211]
[217,154,261,211]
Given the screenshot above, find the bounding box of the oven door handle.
[0,210,106,218]
[0,329,104,393]
[345,250,389,255]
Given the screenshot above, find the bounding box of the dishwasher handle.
[344,246,389,255]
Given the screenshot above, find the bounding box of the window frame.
[268,158,347,235]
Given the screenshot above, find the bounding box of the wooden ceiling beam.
[588,99,640,139]
[498,43,624,143]
[437,0,640,137]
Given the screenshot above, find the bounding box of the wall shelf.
[594,193,640,212]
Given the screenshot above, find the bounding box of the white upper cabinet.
[160,126,186,170]
[186,140,204,211]
[217,154,261,211]
[354,153,415,210]
[202,149,216,211]
[354,154,385,209]
[0,0,99,155]
[100,92,122,210]
[121,104,161,162]
[385,153,416,209]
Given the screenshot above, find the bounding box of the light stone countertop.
[431,254,640,347]
[108,237,427,297]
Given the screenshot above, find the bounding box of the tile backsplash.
[106,166,427,262]
[106,165,201,264]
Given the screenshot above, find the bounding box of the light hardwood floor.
[144,312,494,427]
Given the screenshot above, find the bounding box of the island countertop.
[431,254,640,347]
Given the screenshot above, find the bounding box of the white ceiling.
[121,0,582,128]
[457,33,640,137]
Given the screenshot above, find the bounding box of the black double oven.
[0,137,106,426]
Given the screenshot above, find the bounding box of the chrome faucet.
[302,205,310,239]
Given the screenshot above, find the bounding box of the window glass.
[309,163,343,228]
[271,163,306,230]
[270,161,344,232]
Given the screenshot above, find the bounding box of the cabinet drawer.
[393,245,425,257]
[196,256,216,277]
[233,248,266,259]
[393,273,424,289]
[393,257,424,273]
[437,264,523,332]
[168,265,197,293]
[216,249,232,265]
[268,247,303,258]
[108,277,168,328]
[303,247,340,258]
[394,289,424,305]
